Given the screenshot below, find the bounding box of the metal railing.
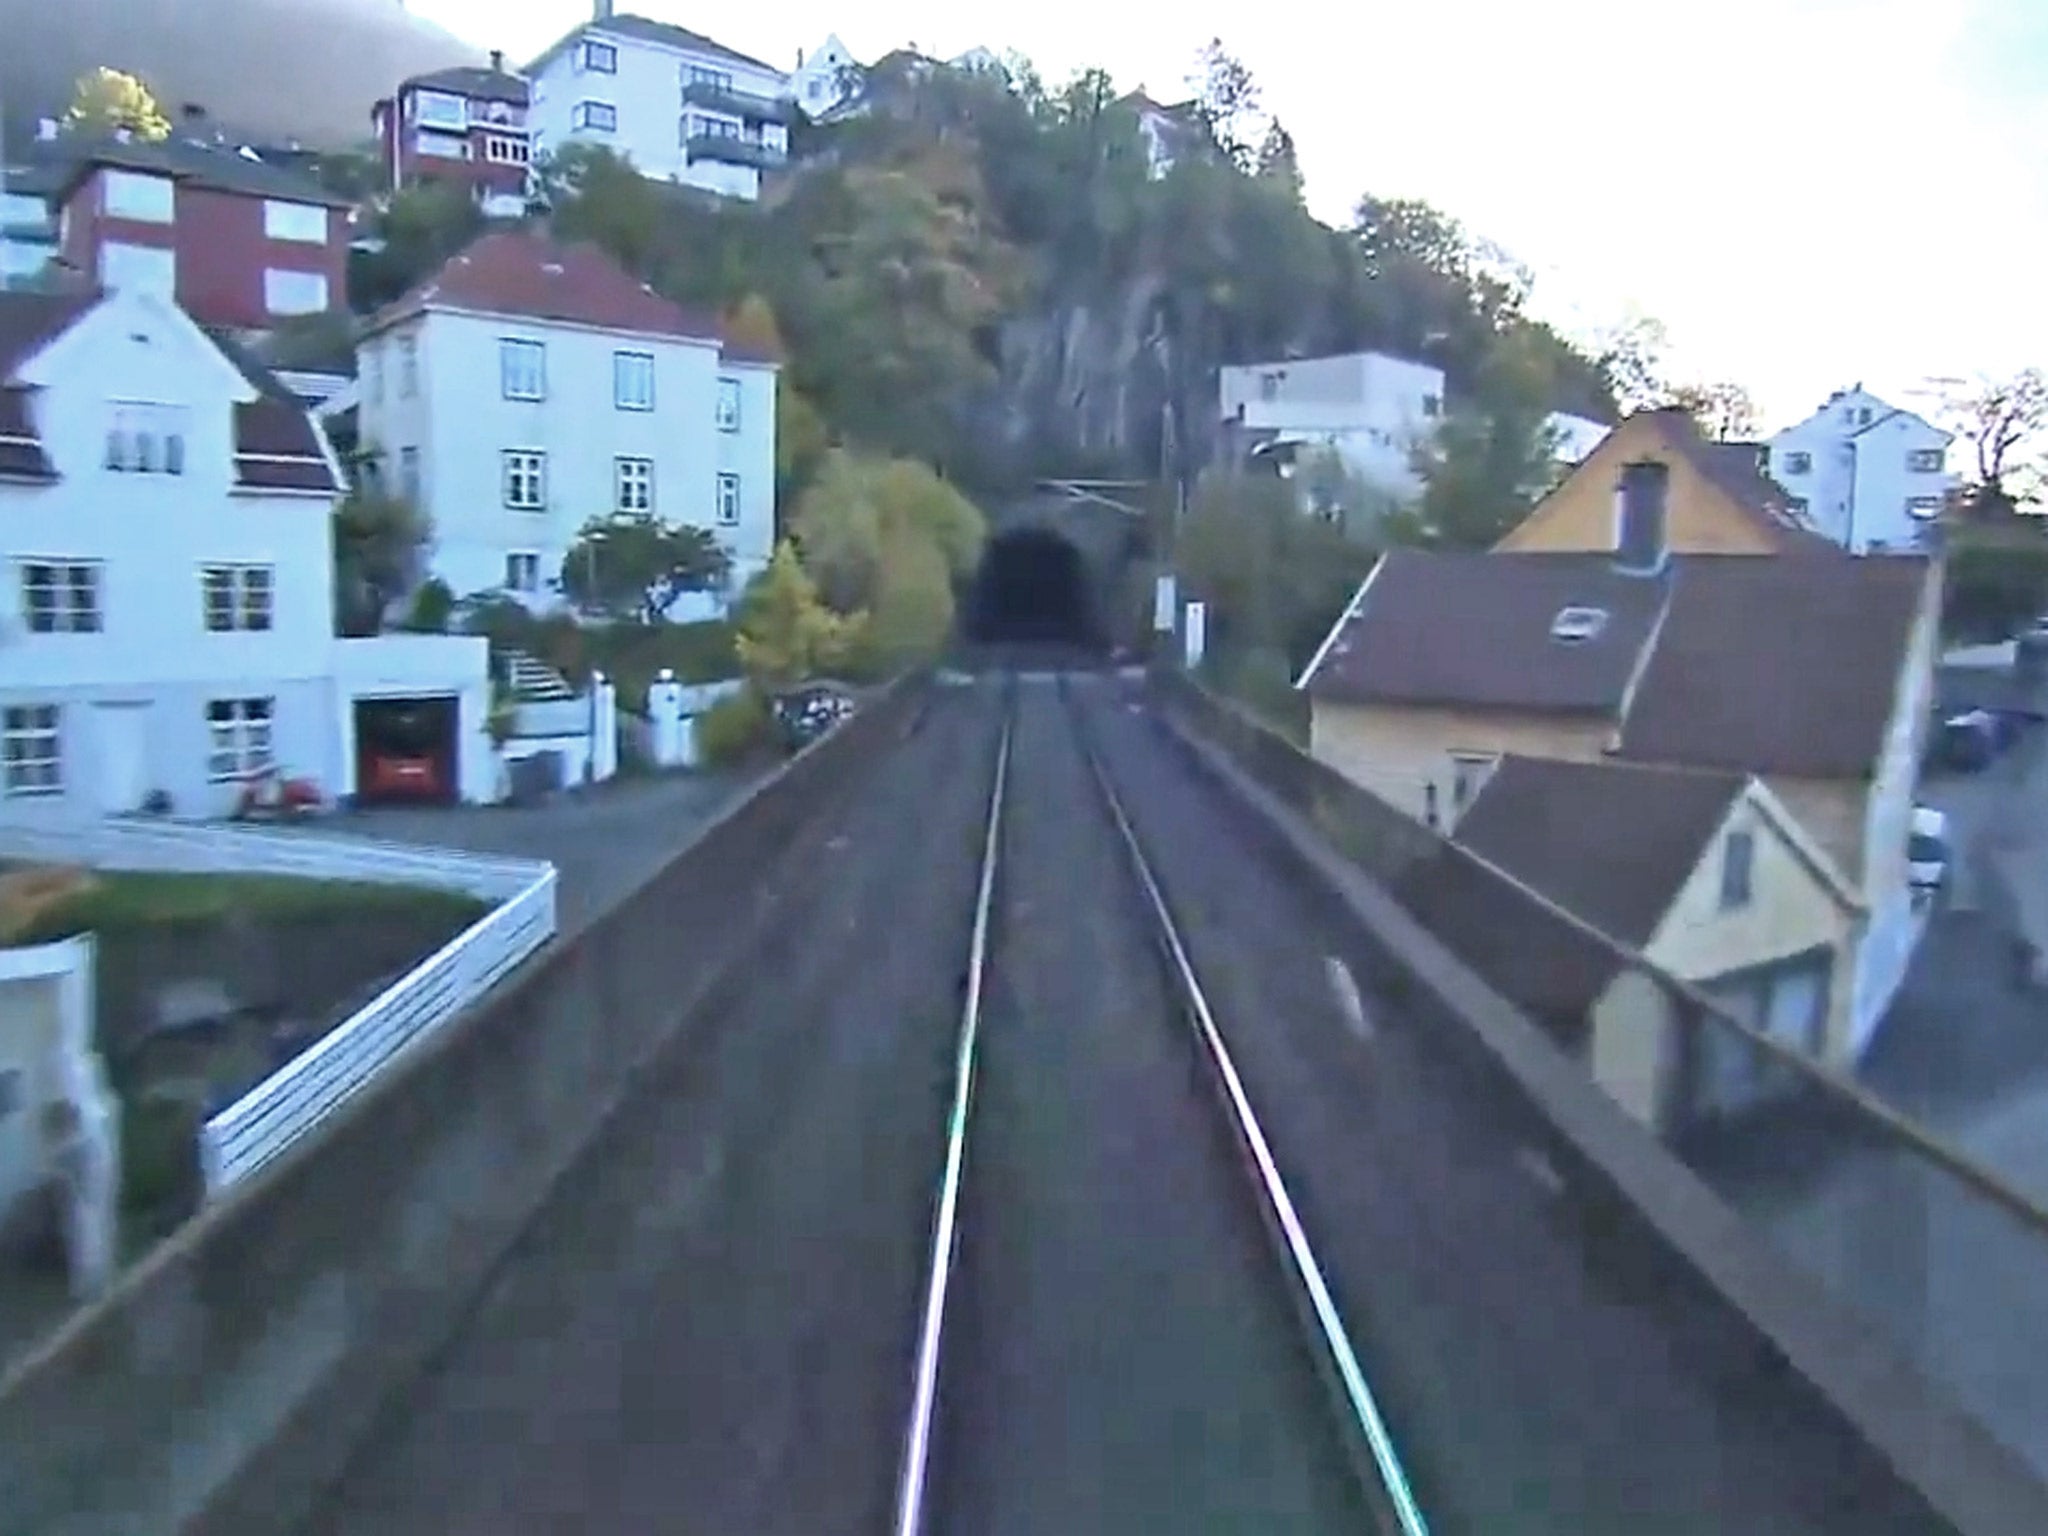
[1156,667,2048,1487]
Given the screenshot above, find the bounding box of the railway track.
[892,671,1428,1536]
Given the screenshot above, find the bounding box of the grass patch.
[6,871,488,947]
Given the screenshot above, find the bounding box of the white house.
[525,2,792,202]
[0,285,496,823]
[1545,410,1612,468]
[1220,350,1446,504]
[356,228,777,622]
[790,34,860,120]
[1121,92,1207,180]
[1764,385,1957,553]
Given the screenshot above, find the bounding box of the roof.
[1648,409,1838,551]
[1305,550,1670,714]
[401,65,528,105]
[0,387,55,480]
[1454,756,1745,949]
[1616,554,1932,779]
[368,229,776,361]
[527,14,779,78]
[54,135,352,209]
[0,287,99,377]
[232,399,339,491]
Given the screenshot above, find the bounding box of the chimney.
[1614,460,1670,575]
[489,48,504,73]
[593,0,613,19]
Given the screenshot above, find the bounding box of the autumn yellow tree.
[735,541,865,692]
[64,68,171,141]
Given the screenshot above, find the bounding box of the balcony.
[684,133,786,171]
[680,79,793,125]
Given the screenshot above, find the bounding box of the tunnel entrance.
[963,525,1104,650]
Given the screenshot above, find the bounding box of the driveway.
[324,769,761,937]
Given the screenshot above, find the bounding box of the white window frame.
[482,136,529,165]
[400,333,419,398]
[500,338,546,401]
[580,39,618,74]
[101,169,174,223]
[615,456,655,513]
[573,100,619,132]
[1,704,61,797]
[98,240,176,297]
[1720,829,1755,910]
[503,450,547,510]
[504,551,542,593]
[105,402,188,475]
[716,471,740,526]
[1907,495,1945,520]
[201,564,275,633]
[206,697,274,783]
[399,446,420,504]
[262,200,329,244]
[716,377,741,432]
[412,89,468,130]
[1782,451,1812,475]
[20,560,102,634]
[263,267,329,316]
[613,350,655,411]
[1907,448,1944,473]
[364,347,381,405]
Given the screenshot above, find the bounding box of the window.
[1450,753,1495,813]
[1422,393,1442,418]
[0,1068,20,1119]
[263,200,328,244]
[613,350,654,411]
[1908,495,1945,519]
[414,130,468,160]
[98,241,176,297]
[102,169,174,223]
[716,377,741,432]
[1548,605,1607,643]
[201,565,274,632]
[500,338,546,400]
[206,697,274,782]
[573,101,619,132]
[21,562,101,633]
[1720,829,1755,909]
[263,268,329,316]
[504,552,541,592]
[364,347,381,405]
[1782,451,1812,475]
[399,446,420,503]
[400,334,419,398]
[1258,372,1281,402]
[615,455,654,512]
[503,450,546,509]
[1908,448,1944,473]
[684,64,734,92]
[716,471,740,526]
[1,704,60,797]
[412,89,468,130]
[482,136,529,165]
[580,39,618,73]
[1788,495,1810,515]
[1858,407,1873,425]
[105,403,188,475]
[1423,782,1440,830]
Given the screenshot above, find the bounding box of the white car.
[1909,805,1950,894]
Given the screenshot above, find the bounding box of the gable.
[20,289,253,405]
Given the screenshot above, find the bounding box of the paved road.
[304,686,1003,1536]
[1079,678,1948,1534]
[323,769,757,936]
[927,681,1367,1535]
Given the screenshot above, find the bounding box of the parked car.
[1928,709,2001,773]
[1909,805,1951,896]
[771,681,856,750]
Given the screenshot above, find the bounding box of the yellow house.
[1440,756,1863,1099]
[1498,406,1837,557]
[1299,540,1941,1051]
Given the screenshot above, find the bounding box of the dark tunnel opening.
[962,526,1105,650]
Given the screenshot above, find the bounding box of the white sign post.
[1183,600,1207,671]
[1153,573,1178,633]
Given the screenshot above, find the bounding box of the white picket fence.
[0,817,558,1194]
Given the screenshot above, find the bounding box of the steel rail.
[1066,679,1431,1536]
[890,690,1012,1536]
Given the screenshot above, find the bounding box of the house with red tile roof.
[0,284,498,822]
[356,228,778,618]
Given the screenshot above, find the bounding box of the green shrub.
[402,577,456,634]
[1946,534,2048,642]
[120,1095,200,1218]
[696,688,772,766]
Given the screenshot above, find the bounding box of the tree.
[545,143,672,280]
[1592,314,1671,413]
[735,541,864,690]
[791,451,985,608]
[1943,368,2048,514]
[333,490,430,637]
[863,527,956,664]
[64,68,170,141]
[1667,380,1759,441]
[350,182,483,312]
[559,513,732,624]
[1253,120,1302,203]
[1405,330,1565,548]
[1187,38,1262,167]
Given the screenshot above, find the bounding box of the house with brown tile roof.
[1496,406,1840,558]
[1428,755,1863,1083]
[0,284,500,822]
[1299,534,1941,1054]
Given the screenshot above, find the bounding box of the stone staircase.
[501,648,577,702]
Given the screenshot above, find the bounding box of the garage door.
[354,695,460,806]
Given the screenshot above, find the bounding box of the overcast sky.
[414,0,2045,429]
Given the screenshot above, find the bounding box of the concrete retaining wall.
[0,680,921,1536]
